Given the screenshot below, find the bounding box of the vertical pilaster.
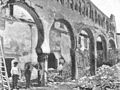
[44,54,48,85]
[94,39,97,75]
[71,48,76,80]
[75,49,79,79]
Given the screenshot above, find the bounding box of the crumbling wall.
[0,0,117,82]
[3,21,38,66]
[49,27,72,79]
[76,49,90,78]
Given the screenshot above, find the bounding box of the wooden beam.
[0,16,35,25]
[52,28,70,35]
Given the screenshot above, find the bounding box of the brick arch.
[51,19,76,79]
[79,28,95,75]
[13,1,44,55]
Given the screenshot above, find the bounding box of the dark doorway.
[5,58,14,77]
[48,53,57,69]
[96,36,107,67]
[78,29,95,76]
[97,42,103,50]
[97,41,104,67]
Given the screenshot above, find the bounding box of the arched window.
[86,7,88,17]
[101,17,104,27]
[98,14,101,26]
[75,2,79,11]
[91,9,94,20]
[70,0,74,10]
[82,0,85,16]
[95,10,97,23]
[106,20,109,32]
[79,1,82,15]
[86,3,91,18]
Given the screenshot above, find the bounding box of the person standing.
[11,62,19,89]
[24,63,31,88]
[57,57,65,76]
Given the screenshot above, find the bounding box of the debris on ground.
[47,63,120,90]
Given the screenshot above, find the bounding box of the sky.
[91,0,120,33]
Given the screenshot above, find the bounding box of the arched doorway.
[76,28,95,77]
[12,2,44,55]
[49,19,75,79]
[108,39,116,65]
[96,35,107,67]
[3,1,44,85]
[6,1,44,62]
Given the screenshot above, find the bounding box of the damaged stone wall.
[49,22,71,63]
[0,5,39,68]
[76,49,90,78]
[3,21,38,68]
[49,30,61,52]
[108,49,117,65]
[49,22,72,79]
[0,0,117,82]
[60,34,71,63]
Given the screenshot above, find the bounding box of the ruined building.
[0,0,117,84]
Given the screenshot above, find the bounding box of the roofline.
[88,0,111,20]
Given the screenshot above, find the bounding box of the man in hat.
[11,61,19,89]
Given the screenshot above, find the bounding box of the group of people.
[10,56,66,90]
[11,61,31,89]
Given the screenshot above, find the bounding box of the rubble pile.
[47,64,72,83]
[77,76,95,89]
[47,63,120,89]
[76,64,120,89]
[47,69,61,82]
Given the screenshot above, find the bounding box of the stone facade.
[0,0,117,83]
[117,33,120,49]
